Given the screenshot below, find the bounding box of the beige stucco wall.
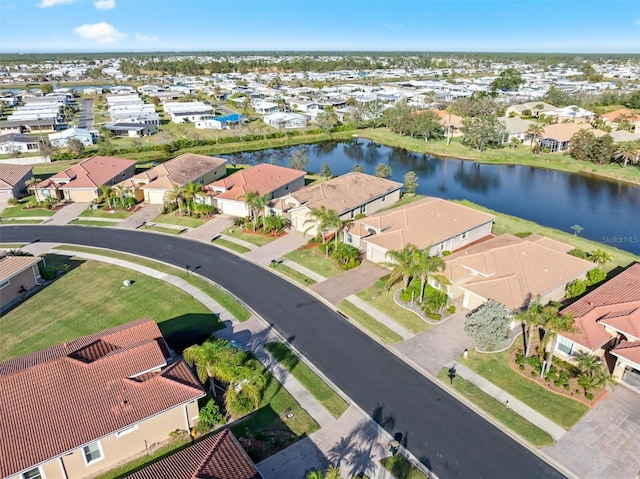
[143,189,168,205]
[216,198,249,217]
[66,188,99,203]
[443,222,494,253]
[10,401,200,479]
[0,266,40,310]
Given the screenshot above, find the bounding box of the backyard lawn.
[285,246,342,278]
[460,344,589,429]
[0,257,224,360]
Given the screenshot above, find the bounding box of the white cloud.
[94,0,116,10]
[74,22,126,43]
[135,33,158,42]
[38,0,75,7]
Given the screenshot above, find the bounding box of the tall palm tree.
[25,176,39,195]
[526,123,545,148]
[515,297,548,356]
[164,184,186,215]
[589,249,613,266]
[303,205,341,244]
[242,190,270,231]
[111,185,125,209]
[385,244,419,292]
[613,141,639,168]
[540,309,575,374]
[182,182,203,216]
[98,184,113,208]
[183,339,242,396]
[412,247,449,303]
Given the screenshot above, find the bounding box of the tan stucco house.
[1,319,205,479]
[348,197,495,263]
[0,254,43,312]
[0,164,33,201]
[33,156,136,203]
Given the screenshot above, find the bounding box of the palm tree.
[183,339,242,396]
[412,247,449,304]
[182,182,203,216]
[25,176,39,195]
[526,123,545,148]
[303,205,341,244]
[384,244,419,292]
[588,249,612,266]
[540,309,575,374]
[223,362,266,418]
[164,184,186,215]
[515,297,548,357]
[576,353,603,377]
[613,141,639,168]
[242,190,270,231]
[98,184,113,208]
[111,185,125,209]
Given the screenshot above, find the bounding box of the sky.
[0,0,639,54]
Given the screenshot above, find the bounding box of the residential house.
[601,108,639,132]
[547,105,596,124]
[263,112,307,129]
[430,110,464,138]
[554,263,640,390]
[122,153,227,204]
[204,163,305,217]
[34,155,136,203]
[0,255,43,311]
[609,129,640,144]
[278,172,402,236]
[104,122,157,137]
[441,233,594,312]
[0,134,40,155]
[0,121,26,135]
[126,429,262,479]
[48,127,96,148]
[253,100,281,114]
[0,319,205,479]
[499,117,534,143]
[349,197,495,263]
[538,124,606,153]
[505,102,556,118]
[0,164,33,200]
[0,118,57,134]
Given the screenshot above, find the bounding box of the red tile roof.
[127,429,262,479]
[0,319,205,478]
[560,264,640,350]
[611,340,640,368]
[36,155,135,190]
[205,163,305,201]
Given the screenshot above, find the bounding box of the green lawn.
[1,205,54,218]
[152,212,206,228]
[356,282,431,335]
[69,219,116,227]
[0,219,43,224]
[269,262,316,286]
[285,247,342,278]
[337,300,403,344]
[32,160,80,176]
[436,368,554,447]
[264,342,348,418]
[380,455,428,479]
[461,344,589,429]
[0,258,224,360]
[53,245,251,322]
[79,207,131,219]
[455,200,640,272]
[211,237,251,254]
[223,227,277,247]
[142,225,185,235]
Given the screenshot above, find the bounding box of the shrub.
[354,213,366,220]
[515,351,526,365]
[557,370,570,386]
[554,380,562,387]
[566,279,587,299]
[447,305,456,315]
[442,250,452,256]
[7,197,19,206]
[563,384,570,391]
[585,392,594,400]
[531,371,538,377]
[544,376,551,383]
[527,355,542,373]
[515,231,533,238]
[519,364,525,371]
[38,265,57,280]
[198,398,224,430]
[169,429,188,438]
[428,313,441,321]
[567,248,588,259]
[586,267,606,286]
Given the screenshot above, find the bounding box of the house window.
[116,424,139,437]
[82,441,104,465]
[359,205,366,214]
[557,337,574,356]
[22,467,44,479]
[381,195,386,203]
[461,232,469,240]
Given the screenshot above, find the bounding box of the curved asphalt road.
[1,226,566,479]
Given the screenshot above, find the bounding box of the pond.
[222,139,640,256]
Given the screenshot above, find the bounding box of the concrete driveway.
[44,202,89,225]
[545,384,640,479]
[245,230,308,266]
[310,260,388,305]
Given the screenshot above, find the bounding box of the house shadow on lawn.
[158,313,225,354]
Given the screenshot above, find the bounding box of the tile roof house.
[203,163,305,217]
[538,124,606,153]
[441,233,594,312]
[277,172,403,237]
[0,254,43,312]
[126,429,262,479]
[0,319,205,479]
[121,153,227,204]
[504,102,556,118]
[555,263,640,390]
[348,197,495,263]
[601,108,639,132]
[0,164,32,201]
[33,156,136,203]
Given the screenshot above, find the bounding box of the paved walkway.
[310,260,388,305]
[182,215,234,241]
[115,204,163,229]
[43,202,89,225]
[345,295,413,341]
[449,362,566,441]
[245,230,308,266]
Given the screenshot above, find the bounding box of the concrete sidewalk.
[449,362,567,441]
[345,295,414,341]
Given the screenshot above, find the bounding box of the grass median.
[53,245,251,322]
[264,342,348,418]
[269,262,316,286]
[211,237,251,254]
[337,299,403,344]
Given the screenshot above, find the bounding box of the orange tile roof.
[127,429,262,479]
[560,264,640,350]
[444,234,593,312]
[429,110,464,128]
[205,163,305,201]
[36,155,135,190]
[601,109,637,122]
[0,319,205,478]
[353,197,495,251]
[540,124,606,142]
[611,340,640,368]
